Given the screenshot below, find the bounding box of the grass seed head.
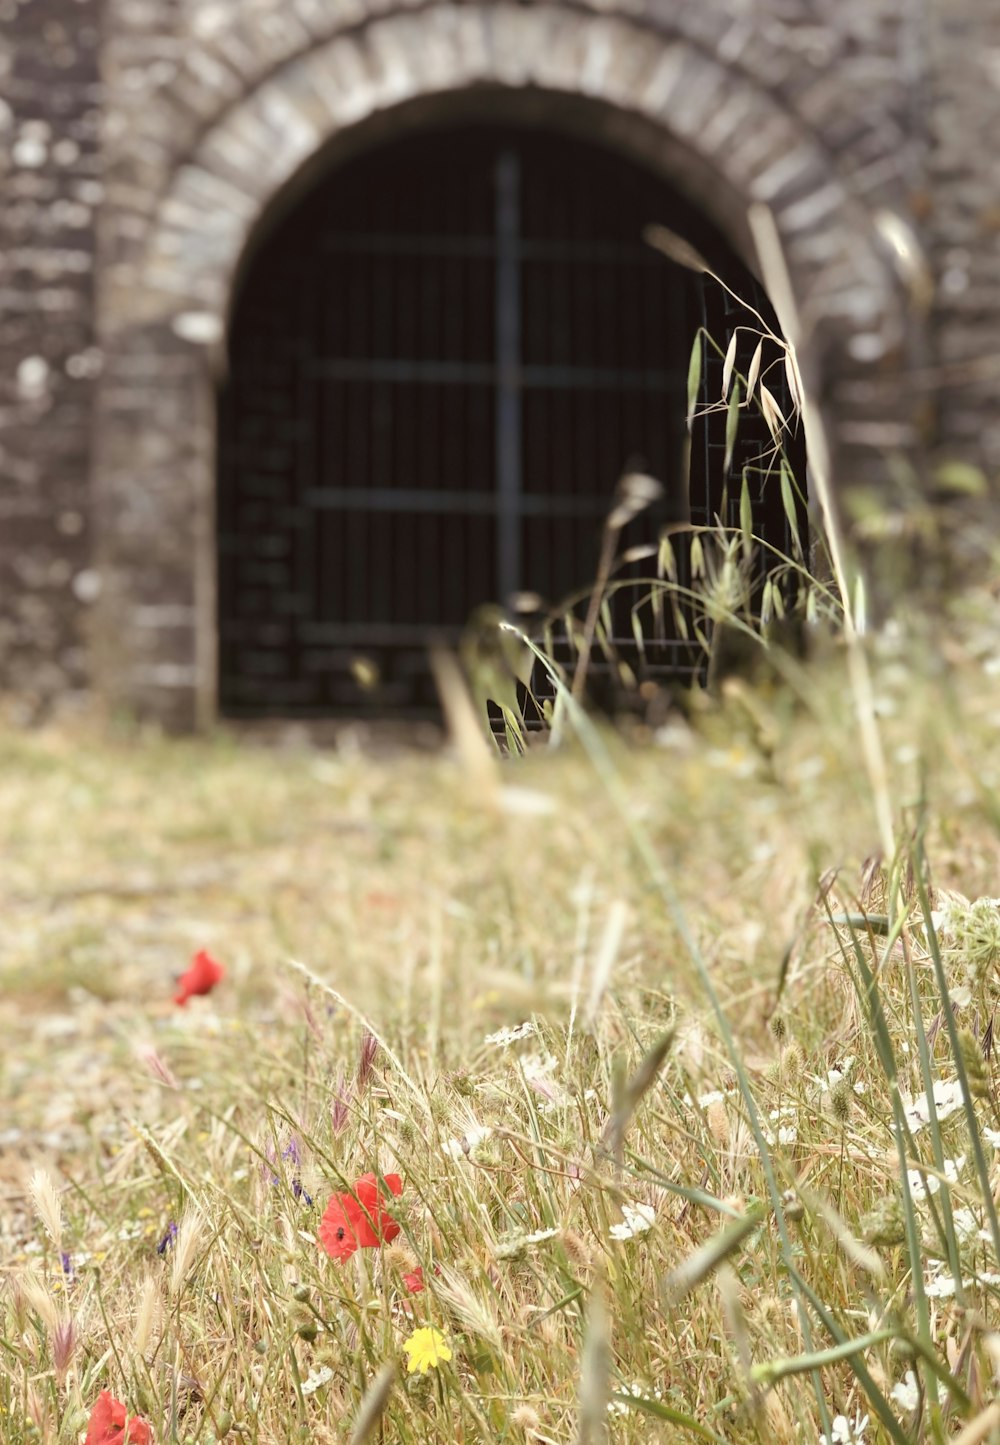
[511,1403,542,1434]
[132,1273,161,1357]
[862,1196,907,1248]
[831,1080,853,1122]
[51,1315,77,1382]
[957,1026,990,1096]
[28,1168,63,1254]
[169,1210,205,1296]
[560,1229,594,1277]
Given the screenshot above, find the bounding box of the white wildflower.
[923,1272,959,1299]
[983,1126,1000,1148]
[496,1226,562,1258]
[826,1056,856,1088]
[610,1203,656,1241]
[769,1125,798,1146]
[907,1169,939,1200]
[890,1371,919,1413]
[697,1089,726,1109]
[763,1109,798,1146]
[820,1409,869,1444]
[301,1365,334,1396]
[953,1206,980,1241]
[907,1155,964,1201]
[929,906,953,938]
[521,1052,559,1082]
[484,1022,535,1047]
[442,1124,493,1160]
[901,1078,964,1131]
[522,1227,560,1246]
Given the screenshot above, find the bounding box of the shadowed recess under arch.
[216,121,804,718]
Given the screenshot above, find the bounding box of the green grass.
[4,610,1000,1443]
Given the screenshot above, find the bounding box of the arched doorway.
[217,122,803,718]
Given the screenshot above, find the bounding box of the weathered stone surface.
[1,0,997,725]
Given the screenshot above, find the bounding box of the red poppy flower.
[85,1389,152,1445]
[174,949,225,1006]
[318,1172,403,1262]
[402,1266,424,1294]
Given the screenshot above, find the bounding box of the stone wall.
[925,4,1000,486]
[1,0,998,725]
[0,0,104,717]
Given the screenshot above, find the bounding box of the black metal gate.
[217,125,801,717]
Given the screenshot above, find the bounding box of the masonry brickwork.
[1,0,998,726]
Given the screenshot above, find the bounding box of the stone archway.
[91,2,908,729]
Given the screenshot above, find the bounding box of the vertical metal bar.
[494,148,522,604]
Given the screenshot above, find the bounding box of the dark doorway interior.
[217,124,803,718]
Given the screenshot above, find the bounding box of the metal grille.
[218,126,802,718]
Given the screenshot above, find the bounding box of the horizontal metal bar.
[319,233,662,264]
[303,359,679,390]
[296,622,465,645]
[221,621,464,647]
[301,487,616,517]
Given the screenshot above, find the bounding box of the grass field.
[4,616,1000,1444]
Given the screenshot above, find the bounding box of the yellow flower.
[402,1325,452,1375]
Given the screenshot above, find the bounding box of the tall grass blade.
[721,329,738,400]
[914,834,1000,1269]
[599,1029,675,1160]
[686,332,702,432]
[739,475,753,562]
[577,1279,610,1445]
[663,1203,764,1304]
[347,1361,396,1445]
[501,621,837,1437]
[723,381,741,475]
[746,339,762,398]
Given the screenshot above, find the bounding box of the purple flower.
[60,1251,74,1282]
[262,1136,311,1202]
[156,1221,178,1255]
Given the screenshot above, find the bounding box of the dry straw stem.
[747,200,894,864]
[283,955,429,1115]
[571,471,662,702]
[583,899,628,1030]
[950,1402,1000,1445]
[430,645,499,800]
[599,1027,675,1161]
[663,1203,765,1305]
[347,1361,396,1445]
[576,1277,610,1444]
[805,1191,885,1278]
